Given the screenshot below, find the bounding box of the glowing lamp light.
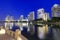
[0,29,5,34]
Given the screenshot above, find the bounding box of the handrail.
[5,29,28,40]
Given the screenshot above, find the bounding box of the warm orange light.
[17,37,22,40]
[0,29,5,34]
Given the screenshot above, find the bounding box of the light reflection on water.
[10,25,60,40]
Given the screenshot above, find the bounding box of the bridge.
[0,18,60,28]
[0,27,28,40]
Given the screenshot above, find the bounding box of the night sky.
[0,0,60,20]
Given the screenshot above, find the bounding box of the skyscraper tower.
[5,15,10,29]
[37,8,49,21]
[27,14,30,32]
[37,8,48,39]
[20,15,24,21]
[9,16,14,29]
[19,15,24,31]
[5,15,14,29]
[28,11,35,35]
[52,4,60,17]
[51,4,60,40]
[37,8,44,19]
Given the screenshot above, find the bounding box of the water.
[11,25,20,31]
[10,25,54,40]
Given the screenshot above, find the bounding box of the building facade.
[52,4,60,17]
[5,15,14,29]
[37,8,48,39]
[28,11,35,35]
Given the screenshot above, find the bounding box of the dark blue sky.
[0,0,60,20]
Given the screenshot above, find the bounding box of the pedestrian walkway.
[0,34,15,40]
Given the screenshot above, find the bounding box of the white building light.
[53,4,59,8]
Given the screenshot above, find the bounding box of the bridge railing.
[5,29,28,40]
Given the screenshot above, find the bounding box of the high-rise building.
[52,4,60,40]
[5,15,14,29]
[37,8,44,19]
[28,11,35,21]
[9,16,14,29]
[20,15,24,21]
[52,4,60,17]
[5,15,10,29]
[37,8,49,21]
[27,14,30,31]
[37,8,48,39]
[18,15,24,31]
[44,12,50,20]
[28,11,35,35]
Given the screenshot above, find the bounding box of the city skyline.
[1,4,59,21]
[0,0,60,20]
